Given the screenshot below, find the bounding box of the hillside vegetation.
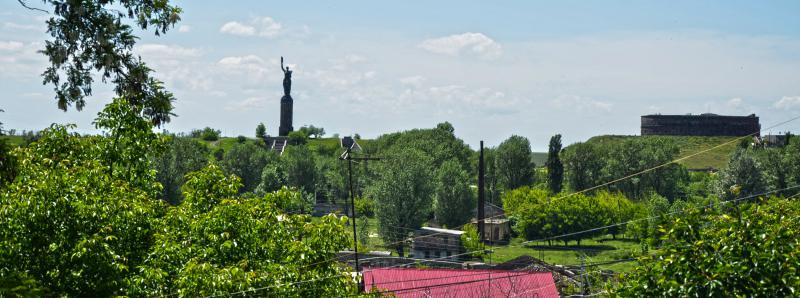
[575,135,740,170]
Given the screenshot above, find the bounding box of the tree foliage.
[546,134,564,194]
[255,122,266,139]
[495,135,535,191]
[221,142,271,193]
[368,149,434,256]
[281,145,318,194]
[37,0,181,126]
[299,125,325,139]
[0,124,161,296]
[128,165,354,297]
[612,197,800,297]
[563,138,687,200]
[152,136,209,204]
[715,148,766,201]
[503,188,638,245]
[433,159,475,228]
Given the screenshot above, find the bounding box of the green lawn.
[0,135,25,146]
[489,236,646,273]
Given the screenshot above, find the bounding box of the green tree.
[715,148,766,201]
[281,145,318,194]
[255,162,287,194]
[31,0,181,126]
[94,97,166,197]
[546,134,564,194]
[371,122,473,173]
[288,130,308,145]
[151,136,209,204]
[612,197,800,297]
[0,124,160,296]
[256,122,266,139]
[368,149,434,256]
[460,224,484,258]
[496,135,535,190]
[299,125,326,139]
[433,159,475,228]
[127,165,355,297]
[221,142,271,193]
[563,142,605,192]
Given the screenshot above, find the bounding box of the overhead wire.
[200,115,800,297]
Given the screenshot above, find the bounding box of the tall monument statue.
[281,56,292,96]
[278,56,294,136]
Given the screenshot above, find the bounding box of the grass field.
[579,135,741,170]
[489,236,645,273]
[0,135,25,146]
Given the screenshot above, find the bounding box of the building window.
[425,250,430,259]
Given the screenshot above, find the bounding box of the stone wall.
[641,114,760,136]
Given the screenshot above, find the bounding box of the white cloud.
[137,44,201,59]
[220,21,256,36]
[0,41,24,51]
[178,25,191,33]
[727,97,743,109]
[774,96,800,110]
[225,97,268,111]
[400,75,425,87]
[219,17,283,38]
[218,55,265,67]
[551,95,613,112]
[418,32,502,59]
[3,22,42,31]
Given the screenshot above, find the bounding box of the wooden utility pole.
[478,141,485,240]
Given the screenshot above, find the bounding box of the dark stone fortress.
[641,113,760,136]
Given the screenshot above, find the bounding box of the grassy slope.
[490,237,644,273]
[577,135,740,170]
[0,136,25,146]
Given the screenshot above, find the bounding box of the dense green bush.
[612,197,800,297]
[503,188,638,245]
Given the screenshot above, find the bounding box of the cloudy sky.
[2,1,800,150]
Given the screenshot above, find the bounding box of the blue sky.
[2,1,800,150]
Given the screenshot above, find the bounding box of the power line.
[203,115,800,297]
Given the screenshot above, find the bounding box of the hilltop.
[571,135,740,170]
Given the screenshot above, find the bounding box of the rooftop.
[420,227,464,235]
[364,268,558,297]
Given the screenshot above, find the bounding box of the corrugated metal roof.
[420,227,464,235]
[363,268,559,297]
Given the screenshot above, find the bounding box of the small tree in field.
[255,122,266,139]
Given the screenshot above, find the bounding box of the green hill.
[576,135,741,170]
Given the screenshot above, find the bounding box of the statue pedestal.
[279,95,293,136]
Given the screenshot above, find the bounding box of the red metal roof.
[363,268,559,298]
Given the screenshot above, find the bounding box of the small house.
[410,227,465,260]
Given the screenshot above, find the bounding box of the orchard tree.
[368,148,434,256]
[433,159,475,228]
[496,135,535,191]
[546,134,564,194]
